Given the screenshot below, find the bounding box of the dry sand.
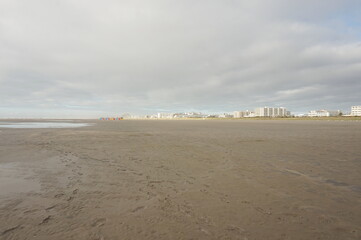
[0,119,360,240]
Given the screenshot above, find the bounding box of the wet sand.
[0,120,360,240]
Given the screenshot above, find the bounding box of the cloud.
[0,0,360,117]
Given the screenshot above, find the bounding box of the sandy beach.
[0,119,360,240]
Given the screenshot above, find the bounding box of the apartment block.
[254,107,289,117]
[351,106,361,116]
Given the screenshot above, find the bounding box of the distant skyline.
[1,0,361,118]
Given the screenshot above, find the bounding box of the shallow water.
[0,122,92,128]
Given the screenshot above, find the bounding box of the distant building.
[351,106,361,116]
[185,112,206,118]
[121,113,131,119]
[247,112,256,117]
[233,110,253,118]
[99,117,123,120]
[233,111,242,118]
[157,113,174,119]
[308,110,341,117]
[219,113,233,118]
[254,107,289,117]
[171,112,209,118]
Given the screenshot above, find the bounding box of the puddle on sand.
[0,122,92,129]
[0,163,40,197]
[0,176,40,196]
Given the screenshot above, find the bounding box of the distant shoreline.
[1,116,361,121]
[108,116,361,121]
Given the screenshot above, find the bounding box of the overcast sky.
[1,0,360,118]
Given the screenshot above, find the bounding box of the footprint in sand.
[131,206,145,213]
[45,204,58,211]
[54,193,65,198]
[91,218,107,227]
[1,225,20,236]
[39,215,51,225]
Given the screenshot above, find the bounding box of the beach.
[0,119,360,240]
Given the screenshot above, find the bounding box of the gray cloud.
[0,0,360,117]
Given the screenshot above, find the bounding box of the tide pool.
[0,122,92,128]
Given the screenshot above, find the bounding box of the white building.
[233,110,254,118]
[308,110,341,117]
[351,106,361,116]
[157,113,174,119]
[219,113,233,118]
[254,107,289,117]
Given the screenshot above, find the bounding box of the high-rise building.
[351,106,361,116]
[254,107,289,117]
